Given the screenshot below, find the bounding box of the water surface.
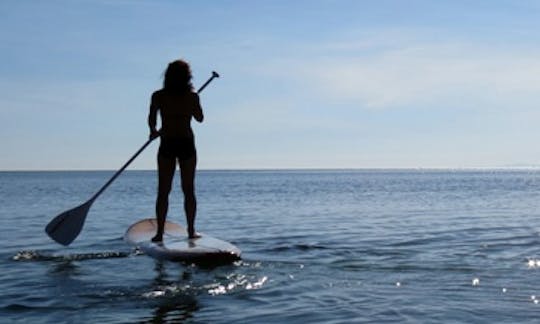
[2,170,540,323]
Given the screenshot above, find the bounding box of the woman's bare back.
[149,90,203,138]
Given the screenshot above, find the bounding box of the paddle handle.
[89,71,220,202]
[90,137,154,202]
[197,71,220,93]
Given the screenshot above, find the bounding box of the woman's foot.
[188,231,201,240]
[151,234,163,242]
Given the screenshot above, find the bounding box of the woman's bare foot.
[151,234,163,242]
[188,231,201,240]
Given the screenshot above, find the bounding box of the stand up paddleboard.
[124,218,241,264]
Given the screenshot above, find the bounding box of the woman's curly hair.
[163,60,194,94]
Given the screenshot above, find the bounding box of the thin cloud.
[269,41,540,110]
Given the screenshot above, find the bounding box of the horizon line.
[3,166,540,172]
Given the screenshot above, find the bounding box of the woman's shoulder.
[188,91,200,104]
[153,89,198,97]
[152,90,199,108]
[152,89,165,99]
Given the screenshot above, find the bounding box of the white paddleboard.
[124,218,241,264]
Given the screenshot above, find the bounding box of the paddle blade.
[45,201,92,246]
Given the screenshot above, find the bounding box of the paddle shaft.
[89,71,219,203]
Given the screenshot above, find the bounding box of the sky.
[2,0,540,170]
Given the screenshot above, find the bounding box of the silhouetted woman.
[148,60,204,241]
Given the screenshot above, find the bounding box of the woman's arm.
[192,93,204,123]
[148,92,160,139]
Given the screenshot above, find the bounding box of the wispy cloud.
[263,38,540,110]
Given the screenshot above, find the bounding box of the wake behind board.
[124,218,241,264]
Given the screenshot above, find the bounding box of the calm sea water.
[2,169,540,323]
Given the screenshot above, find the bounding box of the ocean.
[2,169,540,323]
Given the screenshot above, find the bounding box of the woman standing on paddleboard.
[148,60,204,241]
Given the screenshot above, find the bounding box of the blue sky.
[2,0,540,170]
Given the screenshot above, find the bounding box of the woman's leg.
[180,154,198,238]
[152,154,176,242]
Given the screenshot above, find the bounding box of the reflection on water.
[138,260,270,322]
[141,261,198,323]
[147,298,199,324]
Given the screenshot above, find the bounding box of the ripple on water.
[11,250,131,262]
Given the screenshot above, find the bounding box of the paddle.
[45,71,220,245]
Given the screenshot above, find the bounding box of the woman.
[148,60,204,241]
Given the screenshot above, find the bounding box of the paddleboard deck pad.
[124,218,241,264]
